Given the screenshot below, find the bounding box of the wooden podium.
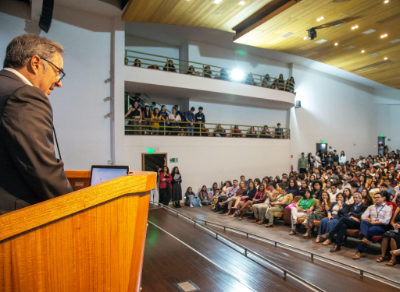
[0,171,156,292]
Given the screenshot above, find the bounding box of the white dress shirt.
[3,68,32,86]
[362,203,392,225]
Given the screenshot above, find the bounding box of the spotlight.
[384,57,388,60]
[231,69,244,81]
[361,50,365,53]
[334,42,338,46]
[308,28,317,40]
[303,36,307,40]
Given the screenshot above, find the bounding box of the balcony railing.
[125,50,295,93]
[124,119,290,139]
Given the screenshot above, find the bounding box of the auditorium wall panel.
[290,64,378,165]
[0,2,113,169]
[125,136,291,195]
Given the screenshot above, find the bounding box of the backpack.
[192,195,201,207]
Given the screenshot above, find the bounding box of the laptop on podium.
[90,165,130,186]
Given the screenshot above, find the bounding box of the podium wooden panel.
[0,171,156,292]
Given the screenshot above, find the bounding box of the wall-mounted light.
[231,69,244,81]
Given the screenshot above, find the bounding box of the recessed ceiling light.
[362,29,376,34]
[390,38,400,44]
[303,36,307,40]
[334,42,339,46]
[361,50,365,53]
[370,53,379,57]
[351,25,359,30]
[316,17,325,21]
[384,0,390,3]
[238,1,246,5]
[384,57,388,60]
[315,39,327,44]
[380,34,388,38]
[213,0,222,4]
[281,33,294,38]
[345,46,356,50]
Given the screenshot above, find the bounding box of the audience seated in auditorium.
[303,191,332,238]
[231,181,257,218]
[245,73,257,86]
[213,181,238,212]
[289,189,316,235]
[265,187,290,227]
[185,187,201,208]
[198,185,211,206]
[278,74,285,90]
[148,65,161,70]
[379,206,400,266]
[262,74,272,88]
[246,127,257,138]
[213,124,224,137]
[224,181,246,215]
[260,126,272,138]
[253,182,278,225]
[275,123,282,138]
[319,193,366,251]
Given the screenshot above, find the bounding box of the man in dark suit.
[0,34,73,215]
[319,192,367,252]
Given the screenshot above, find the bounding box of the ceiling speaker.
[39,0,54,33]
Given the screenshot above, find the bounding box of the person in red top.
[232,125,242,137]
[159,166,172,205]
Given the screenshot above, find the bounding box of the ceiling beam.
[233,0,302,41]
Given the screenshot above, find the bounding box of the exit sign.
[147,148,155,153]
[322,140,326,143]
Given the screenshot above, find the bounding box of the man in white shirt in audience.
[329,183,339,202]
[353,191,392,259]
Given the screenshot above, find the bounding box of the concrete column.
[110,16,125,165]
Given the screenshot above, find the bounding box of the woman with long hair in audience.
[211,182,221,210]
[235,184,267,219]
[203,65,212,78]
[151,108,161,135]
[213,124,224,137]
[142,105,152,135]
[159,105,168,135]
[253,182,278,224]
[288,76,295,92]
[159,166,172,206]
[168,107,181,135]
[339,151,346,166]
[342,187,353,204]
[133,58,141,67]
[198,185,211,206]
[265,187,291,227]
[287,178,299,197]
[303,191,332,238]
[289,189,316,235]
[361,188,373,206]
[185,187,199,208]
[171,167,182,208]
[246,126,257,138]
[316,193,346,244]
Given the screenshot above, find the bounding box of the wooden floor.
[143,207,400,291]
[143,208,310,292]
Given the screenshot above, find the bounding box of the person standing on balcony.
[184,107,195,136]
[204,66,212,78]
[194,106,205,136]
[160,105,168,135]
[163,60,176,72]
[275,123,282,139]
[124,101,142,135]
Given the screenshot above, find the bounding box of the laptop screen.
[90,165,130,186]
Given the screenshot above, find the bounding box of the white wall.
[125,136,291,195]
[188,40,290,81]
[375,104,400,152]
[189,101,286,127]
[290,63,378,166]
[0,2,113,170]
[125,34,179,67]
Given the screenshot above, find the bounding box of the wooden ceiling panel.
[122,0,400,88]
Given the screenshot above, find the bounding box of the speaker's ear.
[39,0,54,33]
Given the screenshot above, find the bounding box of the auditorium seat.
[283,196,302,225]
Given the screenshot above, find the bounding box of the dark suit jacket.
[343,203,368,219]
[0,69,73,215]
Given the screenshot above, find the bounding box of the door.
[142,153,167,172]
[378,137,385,156]
[316,143,328,155]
